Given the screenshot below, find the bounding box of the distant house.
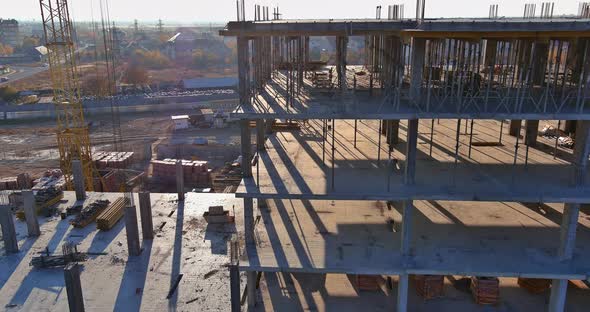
[0,65,9,74]
[33,46,48,63]
[165,30,230,62]
[180,77,238,90]
[171,115,190,130]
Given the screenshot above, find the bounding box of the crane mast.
[39,0,96,191]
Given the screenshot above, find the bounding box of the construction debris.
[30,242,88,268]
[70,200,111,228]
[352,275,383,291]
[203,206,235,224]
[96,197,129,231]
[470,276,500,305]
[16,187,64,220]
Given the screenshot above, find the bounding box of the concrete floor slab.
[240,199,590,279]
[0,191,244,311]
[238,119,590,202]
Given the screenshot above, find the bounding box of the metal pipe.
[354,119,358,148]
[429,119,435,156]
[499,120,504,144]
[378,120,382,165]
[331,119,335,191]
[468,119,474,158]
[453,119,461,186]
[554,120,561,159]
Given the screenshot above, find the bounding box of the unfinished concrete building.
[222,2,590,311]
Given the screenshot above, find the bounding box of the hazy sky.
[2,0,583,23]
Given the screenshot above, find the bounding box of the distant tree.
[123,64,149,86]
[21,36,41,51]
[192,49,222,69]
[0,43,14,56]
[0,86,19,102]
[131,49,171,69]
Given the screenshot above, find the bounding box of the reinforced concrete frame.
[224,5,590,312]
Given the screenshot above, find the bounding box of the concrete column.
[237,37,250,107]
[558,203,580,260]
[336,36,348,91]
[23,190,40,237]
[509,120,522,137]
[230,265,240,312]
[72,160,86,200]
[265,119,273,134]
[125,204,141,256]
[381,120,388,136]
[525,120,539,147]
[247,270,257,309]
[548,279,568,312]
[244,198,254,245]
[139,192,154,240]
[256,120,265,151]
[388,120,400,145]
[564,120,577,135]
[572,121,590,186]
[396,274,409,312]
[176,160,184,201]
[532,41,549,86]
[0,205,18,253]
[410,38,426,101]
[241,120,253,178]
[404,119,419,185]
[64,263,85,312]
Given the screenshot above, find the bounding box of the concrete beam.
[509,120,522,137]
[0,205,18,253]
[72,160,86,200]
[124,204,141,256]
[64,263,85,312]
[176,160,185,201]
[139,192,154,240]
[256,120,265,151]
[23,190,40,237]
[241,119,253,178]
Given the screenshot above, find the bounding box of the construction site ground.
[0,112,242,191]
[0,191,246,311]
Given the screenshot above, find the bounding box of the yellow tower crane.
[39,0,97,191]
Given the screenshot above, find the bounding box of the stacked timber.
[96,197,128,231]
[414,275,444,299]
[470,276,499,305]
[94,151,135,169]
[71,200,110,228]
[517,278,551,294]
[151,159,211,187]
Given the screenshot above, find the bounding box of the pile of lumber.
[470,276,499,305]
[212,161,242,192]
[414,275,444,299]
[203,206,235,224]
[71,200,110,228]
[16,187,64,220]
[517,278,551,294]
[94,151,135,169]
[96,197,128,231]
[151,159,211,186]
[0,177,18,191]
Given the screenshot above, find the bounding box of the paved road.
[0,65,48,87]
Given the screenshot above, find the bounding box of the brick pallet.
[352,275,382,291]
[414,275,444,299]
[517,278,551,294]
[94,152,135,169]
[470,277,500,305]
[96,197,128,231]
[151,159,211,187]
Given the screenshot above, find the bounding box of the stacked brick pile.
[94,152,135,169]
[0,177,18,190]
[151,159,211,187]
[414,275,444,299]
[470,276,500,305]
